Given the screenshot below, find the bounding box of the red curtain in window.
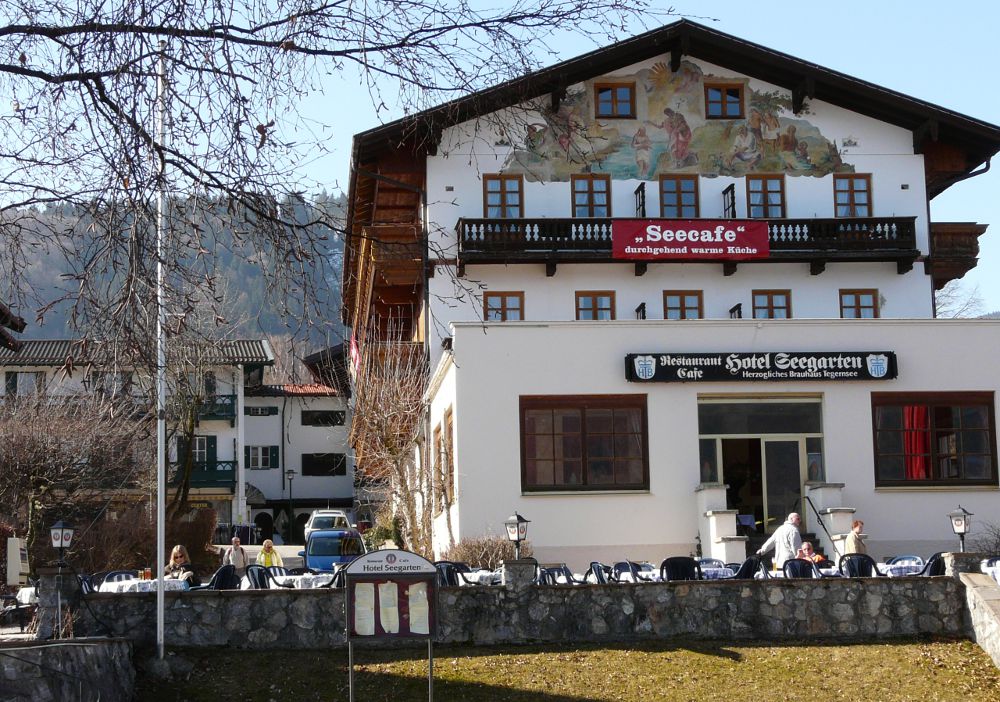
[903,405,930,480]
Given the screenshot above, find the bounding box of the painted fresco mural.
[501,60,853,182]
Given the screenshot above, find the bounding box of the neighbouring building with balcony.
[0,339,354,543]
[344,20,1000,568]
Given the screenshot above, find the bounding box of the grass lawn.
[137,638,1000,701]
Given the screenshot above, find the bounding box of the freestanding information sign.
[344,549,438,702]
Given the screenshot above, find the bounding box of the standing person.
[256,539,283,569]
[844,519,867,555]
[756,513,803,569]
[223,536,249,577]
[164,545,200,586]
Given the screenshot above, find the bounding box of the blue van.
[299,529,366,572]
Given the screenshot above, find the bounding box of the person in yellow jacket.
[255,539,284,568]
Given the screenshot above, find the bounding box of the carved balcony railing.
[457,216,918,260]
[169,460,237,489]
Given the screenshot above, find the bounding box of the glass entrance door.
[763,440,804,533]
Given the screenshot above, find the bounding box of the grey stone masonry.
[69,567,966,649]
[962,572,1000,668]
[74,589,348,648]
[0,639,133,702]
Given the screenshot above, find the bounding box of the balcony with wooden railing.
[169,460,236,490]
[456,216,920,275]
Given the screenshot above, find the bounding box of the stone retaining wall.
[962,572,1000,669]
[0,639,133,701]
[72,572,965,649]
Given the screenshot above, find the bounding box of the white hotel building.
[343,21,1000,568]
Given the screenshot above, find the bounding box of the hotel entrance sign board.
[344,549,438,701]
[612,219,770,261]
[626,351,897,383]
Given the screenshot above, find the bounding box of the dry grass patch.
[138,638,1000,701]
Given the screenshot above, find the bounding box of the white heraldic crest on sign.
[634,355,656,380]
[866,354,889,378]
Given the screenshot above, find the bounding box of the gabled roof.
[0,339,275,367]
[352,19,1000,196]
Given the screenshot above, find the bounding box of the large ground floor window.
[520,395,648,492]
[872,392,997,487]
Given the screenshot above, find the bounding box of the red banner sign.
[612,219,770,261]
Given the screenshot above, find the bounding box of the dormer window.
[704,83,744,119]
[594,82,636,119]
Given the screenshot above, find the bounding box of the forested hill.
[6,192,347,345]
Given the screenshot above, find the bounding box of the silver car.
[303,510,352,542]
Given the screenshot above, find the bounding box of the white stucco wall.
[440,319,1000,569]
[420,52,939,367]
[243,394,353,503]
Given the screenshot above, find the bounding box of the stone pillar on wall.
[695,483,745,562]
[944,551,988,577]
[501,559,539,591]
[804,483,853,559]
[34,565,79,640]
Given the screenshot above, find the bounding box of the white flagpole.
[155,39,169,661]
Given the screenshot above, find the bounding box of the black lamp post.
[286,468,295,543]
[504,512,530,560]
[948,505,973,553]
[49,520,75,640]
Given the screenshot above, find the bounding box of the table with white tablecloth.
[98,578,189,593]
[701,567,735,580]
[983,566,1000,585]
[876,563,924,577]
[15,587,37,605]
[459,569,502,586]
[273,573,336,589]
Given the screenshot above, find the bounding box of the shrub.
[67,505,218,577]
[970,521,1000,555]
[441,534,533,570]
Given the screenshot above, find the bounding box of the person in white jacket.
[756,513,802,569]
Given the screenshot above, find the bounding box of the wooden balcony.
[456,216,920,275]
[169,460,236,490]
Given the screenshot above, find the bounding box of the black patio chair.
[540,564,584,585]
[782,558,819,579]
[612,561,639,583]
[104,570,138,583]
[985,556,1000,568]
[190,564,238,591]
[267,565,290,577]
[434,561,474,587]
[839,553,885,578]
[588,561,612,584]
[246,564,294,589]
[77,574,95,595]
[697,557,726,570]
[659,556,702,581]
[908,553,945,577]
[287,567,316,575]
[888,554,923,566]
[724,556,766,580]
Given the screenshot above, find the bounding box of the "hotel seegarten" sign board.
[625,351,897,383]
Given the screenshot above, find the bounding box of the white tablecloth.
[982,566,1000,584]
[273,573,335,589]
[15,587,37,605]
[756,567,839,579]
[98,578,189,593]
[877,563,923,577]
[701,567,735,580]
[460,569,501,586]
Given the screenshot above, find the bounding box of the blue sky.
[295,1,1000,312]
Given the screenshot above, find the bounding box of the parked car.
[303,509,352,542]
[298,529,366,572]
